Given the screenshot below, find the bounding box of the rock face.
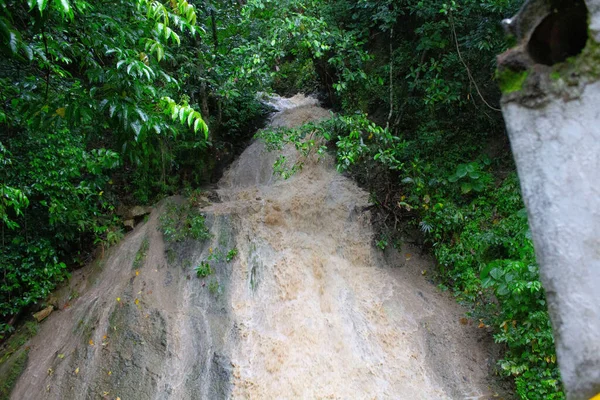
[33,306,54,322]
[119,205,152,230]
[499,1,600,399]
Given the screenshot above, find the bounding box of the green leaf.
[55,0,72,17]
[490,268,504,280]
[8,31,18,54]
[455,164,468,178]
[37,0,49,12]
[131,121,142,139]
[480,263,494,280]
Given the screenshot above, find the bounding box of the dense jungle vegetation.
[1,0,563,398]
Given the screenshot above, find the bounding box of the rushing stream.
[11,95,502,399]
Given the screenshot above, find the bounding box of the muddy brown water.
[11,95,506,399]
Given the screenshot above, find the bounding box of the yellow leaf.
[99,191,104,196]
[57,353,65,359]
[405,253,412,260]
[135,298,140,305]
[55,107,66,117]
[421,270,427,276]
[103,391,109,396]
[116,297,121,302]
[135,270,139,276]
[102,335,107,340]
[48,368,53,376]
[89,339,94,346]
[108,371,112,376]
[75,367,80,375]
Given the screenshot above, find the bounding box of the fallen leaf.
[405,253,412,260]
[135,298,140,306]
[103,391,109,396]
[421,270,427,276]
[108,371,112,376]
[135,270,139,276]
[89,339,94,346]
[102,335,107,340]
[74,367,79,375]
[48,368,54,376]
[57,353,65,359]
[116,297,121,302]
[459,317,468,325]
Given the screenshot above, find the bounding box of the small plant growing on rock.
[226,248,238,262]
[376,237,388,251]
[159,202,211,242]
[195,262,213,278]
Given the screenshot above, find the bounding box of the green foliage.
[226,248,238,262]
[0,0,220,335]
[161,97,209,137]
[447,160,493,194]
[159,202,211,243]
[376,237,388,251]
[195,261,213,278]
[433,177,562,399]
[255,120,331,178]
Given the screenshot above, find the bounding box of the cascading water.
[10,95,505,399]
